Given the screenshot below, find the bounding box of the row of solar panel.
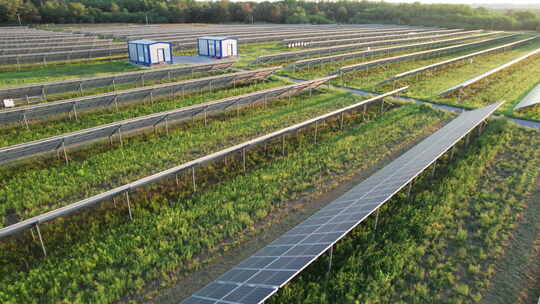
[386,35,540,83]
[254,30,481,65]
[289,32,498,70]
[0,85,402,242]
[281,27,432,45]
[336,33,523,74]
[440,46,540,97]
[0,67,278,124]
[0,61,235,101]
[0,47,127,65]
[0,76,334,164]
[0,41,121,56]
[301,29,462,49]
[181,102,503,304]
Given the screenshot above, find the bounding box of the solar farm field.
[0,24,539,304]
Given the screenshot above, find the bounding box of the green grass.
[0,60,141,87]
[429,54,540,121]
[0,78,288,147]
[0,103,449,303]
[376,41,540,99]
[269,119,540,304]
[15,69,226,104]
[0,88,358,225]
[279,34,514,80]
[337,37,540,92]
[234,42,299,68]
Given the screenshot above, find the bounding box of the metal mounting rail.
[0,60,236,101]
[288,32,502,70]
[0,79,404,243]
[335,33,525,74]
[0,76,331,164]
[0,67,279,125]
[303,29,464,48]
[383,35,540,84]
[439,45,540,96]
[253,30,482,65]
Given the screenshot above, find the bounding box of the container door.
[216,41,221,58]
[208,41,215,57]
[157,48,165,62]
[228,42,233,57]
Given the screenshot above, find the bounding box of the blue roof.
[199,36,235,41]
[128,40,170,45]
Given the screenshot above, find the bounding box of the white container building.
[128,40,173,66]
[197,37,238,59]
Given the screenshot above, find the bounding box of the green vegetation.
[1,87,357,225]
[0,60,140,87]
[340,38,540,92]
[0,78,288,147]
[11,69,227,104]
[236,42,298,68]
[432,54,540,121]
[270,119,540,304]
[280,34,513,80]
[0,103,450,303]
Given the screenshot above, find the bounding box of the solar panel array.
[0,61,235,102]
[385,35,538,83]
[289,32,499,70]
[0,27,124,65]
[0,40,119,56]
[336,34,518,74]
[0,85,403,240]
[281,27,433,46]
[439,45,540,96]
[181,102,503,304]
[253,30,481,65]
[0,67,279,125]
[302,29,462,48]
[0,76,333,164]
[71,24,421,50]
[514,83,540,110]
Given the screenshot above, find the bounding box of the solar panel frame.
[0,85,404,241]
[439,44,540,96]
[181,102,503,304]
[514,83,540,110]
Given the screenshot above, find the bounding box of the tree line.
[1,0,539,31]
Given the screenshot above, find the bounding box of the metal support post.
[314,121,318,144]
[282,134,286,155]
[125,191,133,221]
[373,209,379,233]
[242,148,246,172]
[431,161,436,178]
[204,108,208,126]
[340,112,344,129]
[62,140,69,165]
[35,224,47,257]
[407,182,412,198]
[326,246,333,278]
[192,167,196,192]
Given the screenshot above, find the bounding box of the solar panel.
[181,102,503,304]
[439,45,540,96]
[514,83,540,111]
[0,76,332,164]
[0,67,279,125]
[0,85,398,241]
